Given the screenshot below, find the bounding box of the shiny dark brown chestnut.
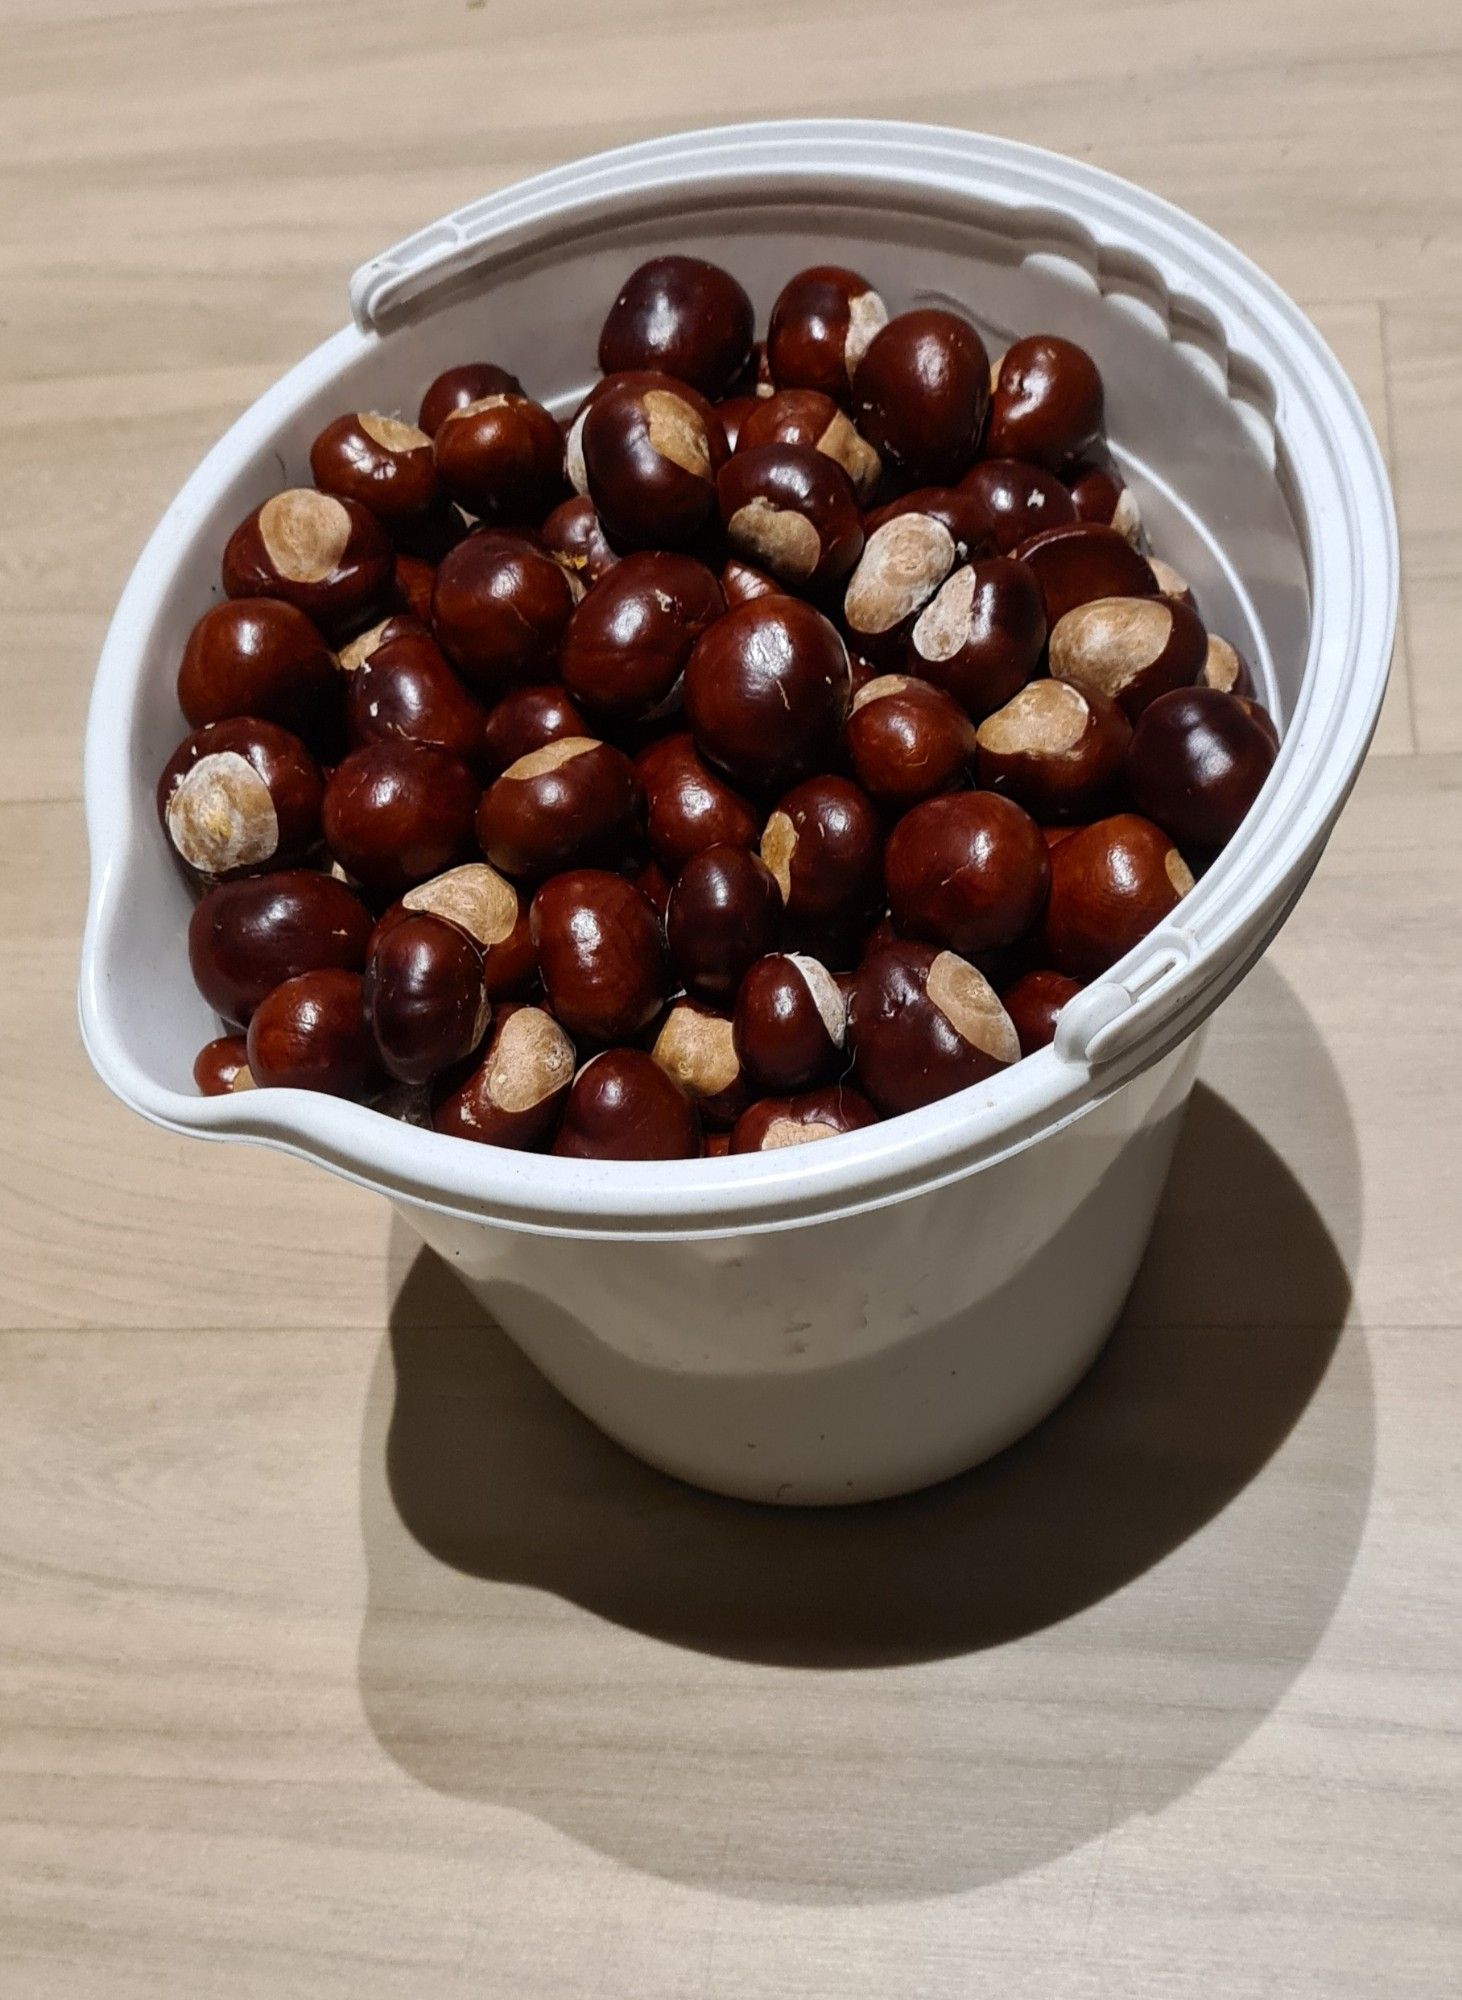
[717,442,863,587]
[531,870,669,1045]
[904,556,1047,718]
[720,556,784,607]
[851,308,990,484]
[848,941,1019,1115]
[842,511,958,658]
[732,952,848,1094]
[193,1034,253,1095]
[177,597,339,735]
[863,486,995,564]
[560,551,723,719]
[322,741,478,896]
[477,737,641,879]
[1124,686,1278,851]
[1198,634,1256,698]
[1149,558,1198,612]
[581,378,725,551]
[538,494,620,586]
[1012,522,1159,629]
[157,717,323,879]
[885,791,1050,955]
[1065,457,1142,544]
[759,774,883,928]
[363,910,490,1084]
[1000,968,1083,1056]
[1048,593,1207,718]
[683,597,852,791]
[974,679,1131,820]
[431,1003,576,1149]
[598,255,754,399]
[221,489,393,636]
[634,733,761,873]
[651,999,748,1128]
[766,265,889,404]
[987,336,1105,469]
[738,390,882,500]
[481,683,590,777]
[714,394,763,454]
[392,553,438,623]
[843,674,978,808]
[433,393,563,523]
[551,1048,702,1161]
[188,870,374,1024]
[564,370,724,498]
[246,968,376,1096]
[309,411,439,528]
[1235,695,1279,751]
[957,458,1076,553]
[345,621,488,772]
[418,362,524,438]
[728,1083,880,1152]
[380,861,537,1000]
[431,530,578,694]
[1042,813,1194,977]
[666,843,783,1005]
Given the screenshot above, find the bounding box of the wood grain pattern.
[2,2,1459,1993]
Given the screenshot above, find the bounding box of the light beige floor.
[2,3,1460,1994]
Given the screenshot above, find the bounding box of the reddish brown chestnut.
[634,858,673,921]
[482,683,589,777]
[729,1083,880,1152]
[732,952,848,1094]
[904,556,1047,718]
[759,775,883,928]
[322,741,478,896]
[851,308,990,484]
[477,737,641,879]
[651,999,748,1128]
[431,530,578,694]
[1236,695,1280,751]
[381,861,537,1000]
[1124,686,1278,851]
[336,612,418,675]
[885,791,1050,955]
[564,370,724,499]
[1048,593,1207,718]
[193,1034,254,1095]
[538,494,620,586]
[433,393,563,522]
[957,457,1076,553]
[987,336,1105,469]
[720,556,784,607]
[635,733,761,873]
[418,362,524,438]
[581,378,725,551]
[1000,968,1083,1056]
[345,622,489,772]
[717,442,864,587]
[1012,521,1159,629]
[598,255,754,399]
[738,389,882,501]
[309,411,439,528]
[188,870,374,1024]
[864,486,995,564]
[849,941,1019,1115]
[1198,633,1256,697]
[177,598,338,735]
[560,551,724,719]
[393,553,438,623]
[246,968,376,1097]
[221,489,393,636]
[714,394,762,454]
[684,597,852,791]
[531,869,668,1044]
[844,674,978,808]
[1066,457,1142,545]
[1148,557,1198,611]
[1042,813,1195,977]
[767,265,889,404]
[158,717,323,879]
[432,1003,576,1150]
[842,511,958,658]
[974,679,1131,820]
[552,1048,702,1161]
[666,843,783,1005]
[363,909,490,1084]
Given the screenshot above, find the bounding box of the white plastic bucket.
[78,122,1397,1502]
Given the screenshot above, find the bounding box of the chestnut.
[849,941,1019,1115]
[766,265,888,404]
[431,530,578,694]
[246,967,376,1097]
[563,370,724,498]
[336,612,416,675]
[418,362,524,438]
[720,556,784,607]
[309,411,439,528]
[957,458,1076,553]
[222,489,393,636]
[530,869,668,1044]
[551,1048,702,1161]
[433,393,563,523]
[345,622,489,772]
[864,486,995,564]
[431,1003,575,1150]
[477,737,641,879]
[560,551,724,719]
[188,869,374,1023]
[1048,593,1207,718]
[1000,968,1083,1056]
[634,732,760,872]
[738,390,882,501]
[1148,557,1198,611]
[986,336,1105,468]
[732,952,848,1094]
[904,556,1047,718]
[193,1034,253,1096]
[385,860,537,999]
[729,1083,880,1153]
[177,597,338,735]
[714,394,763,454]
[581,377,725,551]
[842,511,958,658]
[651,998,748,1127]
[538,494,620,586]
[683,597,851,792]
[634,858,673,921]
[1012,522,1159,628]
[843,674,978,808]
[482,683,589,777]
[760,774,882,928]
[392,553,438,623]
[1042,813,1195,977]
[666,843,783,1005]
[1236,695,1280,751]
[1124,686,1278,851]
[1066,457,1142,545]
[1198,634,1256,698]
[974,679,1131,820]
[851,308,990,484]
[717,442,863,587]
[598,255,754,399]
[157,717,323,879]
[705,1131,732,1158]
[322,741,478,896]
[885,791,1050,955]
[363,910,490,1084]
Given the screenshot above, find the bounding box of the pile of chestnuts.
[163,253,1279,1161]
